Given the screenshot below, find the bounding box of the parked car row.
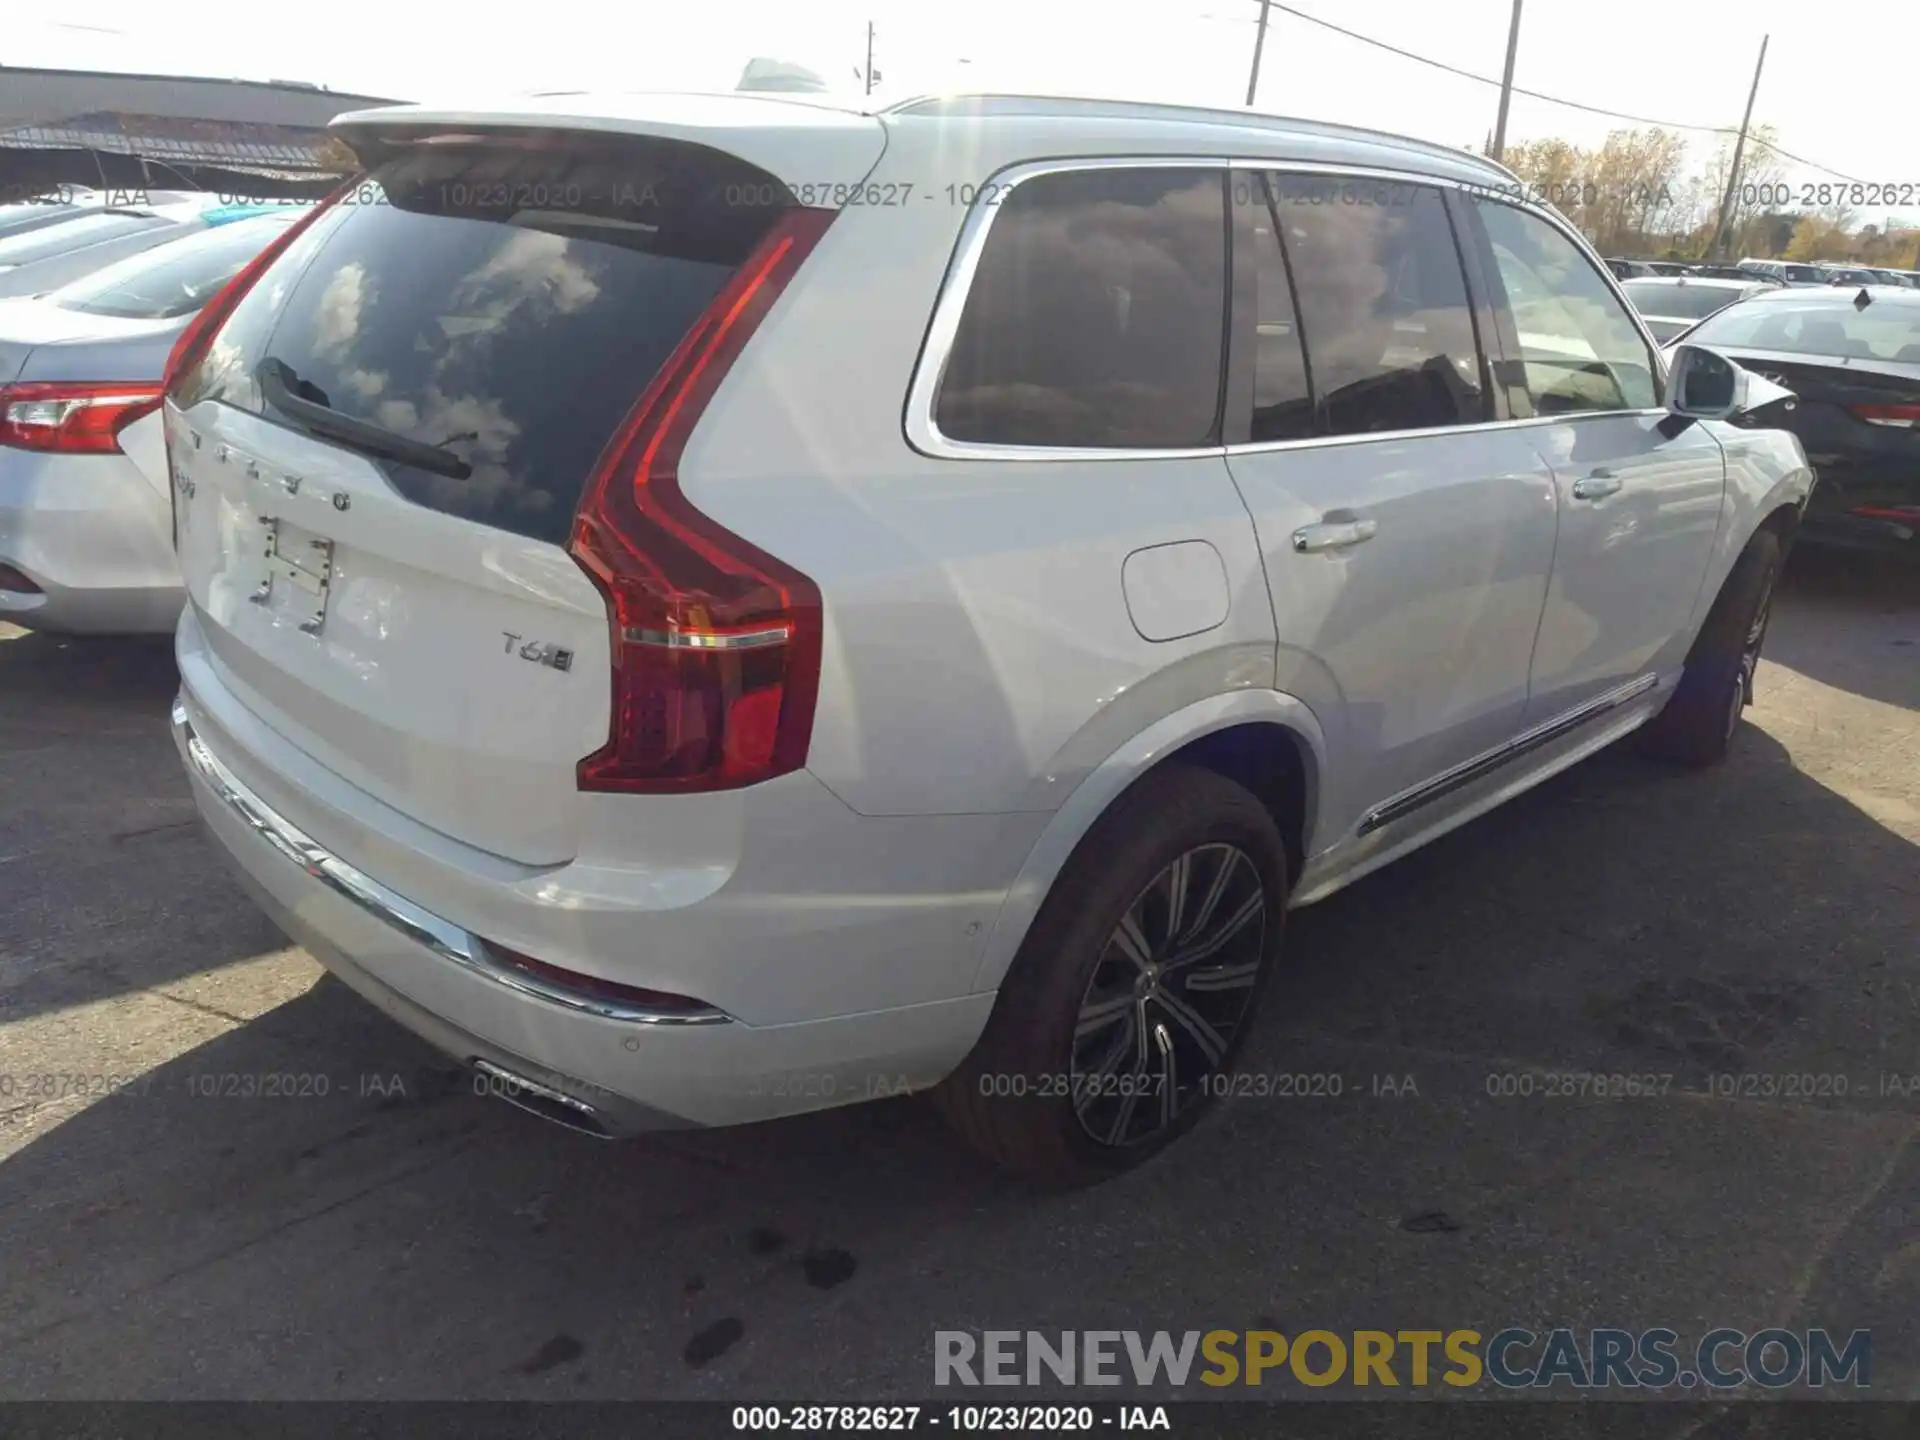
[1737,257,1920,289]
[1607,255,1920,289]
[2,98,1820,1181]
[1606,257,1770,282]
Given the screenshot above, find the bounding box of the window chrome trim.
[904,153,1669,463]
[1357,673,1660,836]
[172,698,733,1027]
[1223,407,1673,458]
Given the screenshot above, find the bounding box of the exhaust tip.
[470,1058,613,1138]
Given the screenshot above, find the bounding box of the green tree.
[1783,215,1852,261]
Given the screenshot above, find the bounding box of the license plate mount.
[250,516,334,636]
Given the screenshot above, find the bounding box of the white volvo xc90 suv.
[165,92,1812,1184]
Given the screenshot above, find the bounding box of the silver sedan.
[0,211,298,634]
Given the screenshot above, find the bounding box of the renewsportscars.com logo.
[934,1328,1871,1390]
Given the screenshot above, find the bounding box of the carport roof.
[0,112,335,174]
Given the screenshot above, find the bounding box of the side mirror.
[1664,344,1797,421]
[1664,344,1746,419]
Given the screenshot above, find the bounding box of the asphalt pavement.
[1,549,1915,1402]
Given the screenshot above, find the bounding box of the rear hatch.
[168,107,881,864]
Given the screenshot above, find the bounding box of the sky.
[12,0,1917,223]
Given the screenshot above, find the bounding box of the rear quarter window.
[933,166,1229,449]
[176,137,792,546]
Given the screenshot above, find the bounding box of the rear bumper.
[0,448,182,634]
[172,692,1004,1133]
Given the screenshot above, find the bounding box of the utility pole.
[1707,34,1769,262]
[865,21,876,96]
[1246,0,1272,107]
[1489,0,1524,163]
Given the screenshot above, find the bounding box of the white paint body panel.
[1122,541,1231,642]
[166,91,1808,1131]
[168,400,612,866]
[1521,412,1727,721]
[0,410,180,634]
[1226,429,1560,843]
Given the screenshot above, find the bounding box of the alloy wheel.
[1727,564,1778,740]
[1069,843,1267,1148]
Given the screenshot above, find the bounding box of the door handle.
[1571,471,1623,501]
[1291,518,1379,553]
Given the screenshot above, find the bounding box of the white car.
[166,93,1812,1184]
[0,211,300,633]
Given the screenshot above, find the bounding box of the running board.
[1357,674,1660,837]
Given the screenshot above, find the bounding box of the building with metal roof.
[1,66,402,200]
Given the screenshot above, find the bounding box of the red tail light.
[570,206,835,794]
[1851,402,1920,428]
[163,187,347,397]
[0,382,161,453]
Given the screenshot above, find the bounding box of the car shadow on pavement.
[2,715,1915,1400]
[1769,546,1919,712]
[0,629,289,1024]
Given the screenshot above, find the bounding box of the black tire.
[933,763,1289,1187]
[1637,528,1783,767]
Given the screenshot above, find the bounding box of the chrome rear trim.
[471,1058,612,1136]
[173,697,732,1027]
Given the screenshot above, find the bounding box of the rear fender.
[969,689,1328,994]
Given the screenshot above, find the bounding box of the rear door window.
[1264,174,1486,437]
[934,166,1228,449]
[176,137,793,547]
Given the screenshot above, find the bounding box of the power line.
[1244,0,1863,183]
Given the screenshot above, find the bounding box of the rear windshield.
[50,214,296,320]
[177,137,790,546]
[1621,281,1746,320]
[0,211,165,265]
[1782,265,1823,283]
[1688,299,1920,362]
